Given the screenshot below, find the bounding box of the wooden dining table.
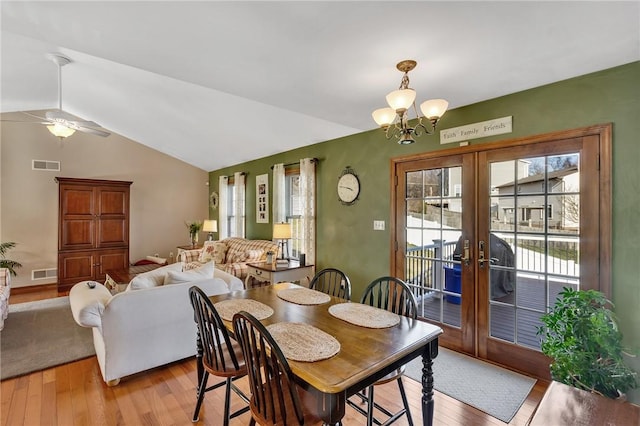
[203,282,443,426]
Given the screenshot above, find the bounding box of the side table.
[245,261,315,288]
[104,263,164,293]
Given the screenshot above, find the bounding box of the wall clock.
[209,191,219,209]
[337,167,360,205]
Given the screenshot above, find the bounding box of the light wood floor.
[2,286,548,426]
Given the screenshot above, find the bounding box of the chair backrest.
[232,311,305,425]
[309,268,351,300]
[360,276,418,319]
[189,286,244,375]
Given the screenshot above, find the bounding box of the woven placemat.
[328,303,400,328]
[277,287,331,305]
[266,322,340,362]
[214,299,274,321]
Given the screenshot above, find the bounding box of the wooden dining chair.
[308,268,352,300]
[349,276,418,426]
[232,311,323,426]
[189,286,250,425]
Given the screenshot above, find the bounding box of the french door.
[392,125,611,378]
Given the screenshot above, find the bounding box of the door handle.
[459,239,471,266]
[478,240,486,268]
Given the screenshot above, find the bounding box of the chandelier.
[372,60,448,144]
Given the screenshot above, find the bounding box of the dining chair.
[232,311,323,426]
[308,268,352,300]
[188,286,250,425]
[349,276,418,426]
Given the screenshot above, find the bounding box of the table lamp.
[202,219,218,241]
[273,222,292,260]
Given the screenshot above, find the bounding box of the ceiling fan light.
[47,123,76,138]
[386,89,416,112]
[420,99,449,119]
[372,107,397,127]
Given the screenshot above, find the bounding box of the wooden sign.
[440,116,512,144]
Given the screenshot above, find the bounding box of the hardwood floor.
[2,286,548,426]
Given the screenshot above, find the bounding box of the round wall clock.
[209,191,219,209]
[337,167,360,205]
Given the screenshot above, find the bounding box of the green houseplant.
[0,241,22,276]
[185,221,203,246]
[537,287,637,398]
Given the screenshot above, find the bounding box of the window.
[220,173,245,239]
[285,173,302,259]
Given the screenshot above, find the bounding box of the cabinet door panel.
[98,219,127,246]
[58,251,94,287]
[96,250,129,282]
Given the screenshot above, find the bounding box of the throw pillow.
[129,264,180,290]
[164,261,214,285]
[245,249,263,262]
[211,242,228,264]
[198,241,217,263]
[184,261,202,271]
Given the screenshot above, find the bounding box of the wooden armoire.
[56,177,132,292]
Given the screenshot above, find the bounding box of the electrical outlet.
[373,220,385,231]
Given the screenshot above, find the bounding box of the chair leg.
[396,377,413,426]
[223,377,232,426]
[192,371,209,422]
[367,385,375,426]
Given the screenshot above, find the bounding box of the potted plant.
[0,241,22,276]
[185,221,203,246]
[537,287,637,398]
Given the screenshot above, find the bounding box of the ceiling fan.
[4,53,111,139]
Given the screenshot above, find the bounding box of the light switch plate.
[373,220,385,231]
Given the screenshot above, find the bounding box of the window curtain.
[299,158,316,265]
[233,171,246,238]
[218,176,229,239]
[272,163,285,224]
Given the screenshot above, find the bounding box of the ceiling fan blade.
[0,119,48,124]
[46,110,79,122]
[75,125,111,138]
[23,111,49,121]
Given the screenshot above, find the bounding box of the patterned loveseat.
[0,268,10,331]
[180,237,279,280]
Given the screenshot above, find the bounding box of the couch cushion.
[164,261,214,285]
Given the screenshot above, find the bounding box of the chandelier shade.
[372,107,397,127]
[420,99,449,120]
[386,89,416,112]
[372,60,448,144]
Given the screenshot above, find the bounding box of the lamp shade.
[420,98,449,119]
[386,88,416,111]
[202,219,217,233]
[47,123,76,138]
[273,222,292,239]
[372,107,397,127]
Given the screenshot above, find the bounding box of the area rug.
[404,347,536,423]
[0,297,95,380]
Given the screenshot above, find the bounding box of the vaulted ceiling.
[2,1,638,171]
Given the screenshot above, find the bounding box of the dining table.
[202,282,443,426]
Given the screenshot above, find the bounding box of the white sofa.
[69,262,243,385]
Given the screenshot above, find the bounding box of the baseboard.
[11,283,58,295]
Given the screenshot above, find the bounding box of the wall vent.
[32,160,60,171]
[31,268,57,280]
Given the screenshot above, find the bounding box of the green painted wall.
[210,61,640,400]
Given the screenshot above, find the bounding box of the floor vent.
[32,268,57,280]
[32,160,61,171]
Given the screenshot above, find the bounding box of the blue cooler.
[444,264,462,304]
